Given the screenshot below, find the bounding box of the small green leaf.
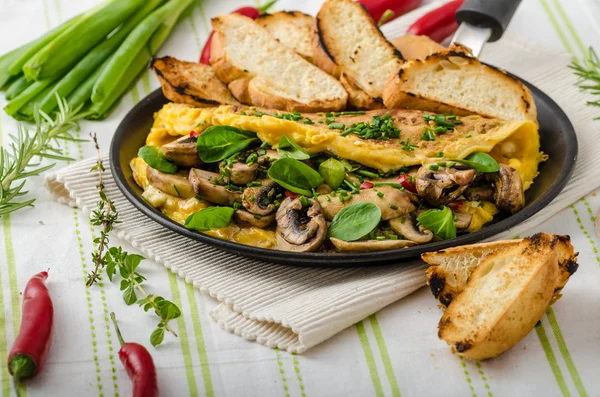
[328,202,382,241]
[451,152,499,173]
[123,286,137,305]
[158,300,182,321]
[319,158,346,189]
[417,206,457,240]
[268,158,324,196]
[138,146,178,174]
[150,327,165,347]
[124,254,144,274]
[277,136,310,160]
[106,261,116,282]
[185,207,234,231]
[196,126,258,163]
[119,279,130,291]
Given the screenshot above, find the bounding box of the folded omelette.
[146,103,543,190]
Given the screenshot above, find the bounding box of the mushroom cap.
[243,179,280,215]
[491,164,525,214]
[275,197,327,252]
[189,168,242,206]
[330,237,417,252]
[219,160,259,185]
[416,165,477,207]
[317,186,418,221]
[160,135,202,167]
[389,213,434,244]
[146,165,195,198]
[233,209,276,228]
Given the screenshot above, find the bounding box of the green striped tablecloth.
[1,0,599,396]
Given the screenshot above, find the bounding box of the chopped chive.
[429,164,440,171]
[390,204,398,210]
[329,123,346,130]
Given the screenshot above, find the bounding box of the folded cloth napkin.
[45,9,598,353]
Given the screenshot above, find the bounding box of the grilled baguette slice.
[210,13,348,112]
[257,11,315,63]
[150,56,240,107]
[392,35,445,61]
[437,233,560,360]
[423,234,578,307]
[383,45,538,122]
[315,0,403,109]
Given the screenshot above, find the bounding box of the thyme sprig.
[569,47,600,115]
[87,133,181,346]
[0,96,84,216]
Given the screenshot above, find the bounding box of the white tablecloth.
[1,0,600,396]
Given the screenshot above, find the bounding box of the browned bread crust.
[150,56,240,107]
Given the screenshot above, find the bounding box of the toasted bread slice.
[438,233,560,360]
[392,35,445,61]
[210,13,348,112]
[316,0,403,108]
[423,234,578,307]
[257,11,315,63]
[383,45,538,122]
[150,56,240,107]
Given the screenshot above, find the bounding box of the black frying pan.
[109,0,578,267]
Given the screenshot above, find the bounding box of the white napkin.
[45,8,598,353]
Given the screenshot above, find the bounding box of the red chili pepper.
[285,190,298,199]
[190,131,200,138]
[359,0,423,26]
[406,0,465,43]
[8,271,53,391]
[199,1,279,64]
[397,174,417,193]
[448,201,464,211]
[111,313,158,397]
[360,181,374,189]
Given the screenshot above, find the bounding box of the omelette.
[133,103,544,252]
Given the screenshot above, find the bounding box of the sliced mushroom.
[146,165,195,198]
[189,168,242,206]
[219,160,258,185]
[330,237,417,252]
[160,135,202,167]
[454,213,473,229]
[415,165,477,207]
[464,186,495,202]
[275,197,326,252]
[389,213,434,244]
[233,209,275,228]
[243,179,280,215]
[489,164,525,214]
[317,186,418,221]
[331,238,417,252]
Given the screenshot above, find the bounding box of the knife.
[452,0,523,57]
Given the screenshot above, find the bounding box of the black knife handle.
[455,0,523,42]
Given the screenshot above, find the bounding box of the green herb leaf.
[137,146,178,174]
[196,126,258,163]
[417,206,457,240]
[328,202,382,241]
[184,207,234,231]
[277,136,310,160]
[150,327,165,347]
[157,300,182,321]
[451,152,499,173]
[268,158,324,196]
[123,285,137,305]
[124,254,144,275]
[319,158,346,189]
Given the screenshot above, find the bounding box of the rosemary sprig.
[87,133,181,346]
[569,47,600,113]
[0,96,84,216]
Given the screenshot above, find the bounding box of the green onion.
[429,164,439,171]
[328,123,346,130]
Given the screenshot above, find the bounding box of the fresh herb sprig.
[87,133,181,346]
[569,47,600,115]
[0,96,83,216]
[87,133,118,287]
[104,247,181,346]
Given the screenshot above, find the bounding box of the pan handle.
[455,0,523,42]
